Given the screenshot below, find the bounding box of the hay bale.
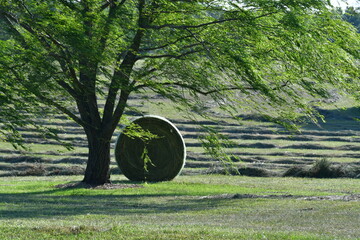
[115,115,186,181]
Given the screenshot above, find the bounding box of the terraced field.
[1,96,360,178]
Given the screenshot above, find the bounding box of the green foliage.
[0,0,359,183]
[122,121,160,143]
[141,145,156,172]
[342,6,360,32]
[199,126,239,173]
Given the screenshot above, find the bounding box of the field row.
[1,110,360,177]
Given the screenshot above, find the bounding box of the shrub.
[283,166,308,177]
[207,166,277,177]
[309,158,333,178]
[283,159,360,178]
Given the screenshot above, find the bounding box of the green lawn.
[0,175,359,239]
[1,97,360,239]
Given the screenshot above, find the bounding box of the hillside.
[1,95,360,178]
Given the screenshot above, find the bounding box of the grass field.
[0,175,360,239]
[1,96,360,177]
[1,96,360,239]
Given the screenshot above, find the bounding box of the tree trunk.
[82,130,112,185]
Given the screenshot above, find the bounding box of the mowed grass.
[1,96,360,238]
[2,95,360,177]
[0,175,360,239]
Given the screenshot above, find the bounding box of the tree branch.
[0,11,52,48]
[134,80,290,96]
[2,63,85,127]
[98,0,127,12]
[18,0,34,18]
[56,79,79,99]
[41,31,81,87]
[137,49,202,60]
[144,12,278,30]
[102,0,146,132]
[139,34,194,51]
[58,0,80,11]
[133,68,157,79]
[35,94,85,127]
[134,82,246,95]
[97,0,125,56]
[144,18,244,30]
[0,14,27,46]
[1,10,82,100]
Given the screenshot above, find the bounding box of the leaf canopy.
[0,0,359,141]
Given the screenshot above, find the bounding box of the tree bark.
[82,130,112,185]
[80,0,146,185]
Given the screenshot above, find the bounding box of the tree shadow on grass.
[0,182,234,219]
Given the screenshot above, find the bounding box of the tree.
[0,0,359,185]
[342,6,360,31]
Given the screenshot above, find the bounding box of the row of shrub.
[2,158,359,179]
[283,159,360,178]
[208,159,360,178]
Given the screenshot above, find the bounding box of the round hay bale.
[115,115,186,181]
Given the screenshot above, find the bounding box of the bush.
[283,159,360,178]
[283,166,308,177]
[309,158,333,178]
[207,166,277,177]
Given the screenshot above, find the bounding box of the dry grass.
[283,158,360,178]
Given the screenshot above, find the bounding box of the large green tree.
[0,0,359,184]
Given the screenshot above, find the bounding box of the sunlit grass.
[0,175,359,239]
